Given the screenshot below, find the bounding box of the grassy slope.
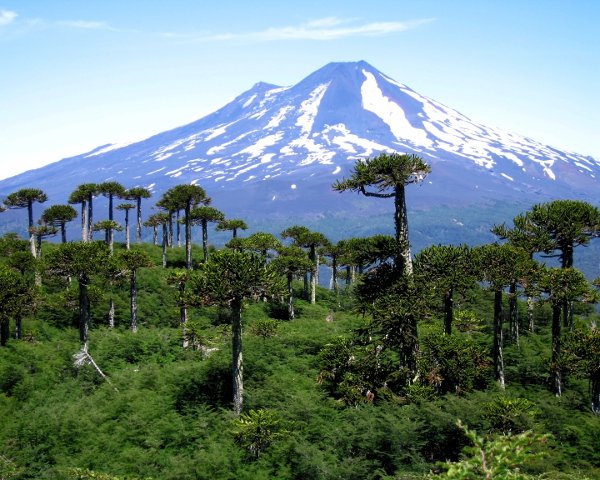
[0,245,599,479]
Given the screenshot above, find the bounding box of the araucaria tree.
[117,249,153,333]
[216,219,248,239]
[92,220,123,254]
[271,246,312,320]
[539,266,594,397]
[189,206,225,262]
[46,242,111,351]
[116,203,136,249]
[415,244,476,335]
[69,183,98,242]
[333,152,430,275]
[41,205,78,243]
[4,188,48,257]
[474,244,535,390]
[189,250,284,415]
[97,181,126,222]
[125,187,152,244]
[0,265,35,346]
[281,226,329,304]
[526,200,600,328]
[161,185,210,269]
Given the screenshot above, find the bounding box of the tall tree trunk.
[591,374,600,415]
[493,289,505,389]
[400,313,419,382]
[287,273,295,320]
[28,201,36,259]
[168,212,174,248]
[303,272,309,300]
[185,204,192,269]
[14,314,22,340]
[551,303,562,396]
[179,282,189,349]
[108,297,115,329]
[80,202,87,242]
[527,296,535,333]
[87,194,94,243]
[232,228,238,239]
[0,319,8,346]
[136,197,142,244]
[124,210,130,250]
[331,256,338,294]
[310,246,316,304]
[79,274,91,351]
[152,226,158,246]
[444,288,453,335]
[231,297,244,415]
[130,270,138,333]
[60,222,67,243]
[202,219,209,262]
[562,244,574,329]
[394,185,413,275]
[176,210,181,247]
[162,224,168,268]
[108,227,114,254]
[509,281,519,345]
[108,194,113,221]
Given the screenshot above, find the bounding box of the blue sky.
[1,1,598,180]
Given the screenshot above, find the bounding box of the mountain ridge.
[1,60,598,220]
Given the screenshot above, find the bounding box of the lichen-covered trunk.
[185,204,192,269]
[81,202,88,242]
[14,315,22,340]
[202,219,209,262]
[152,226,158,246]
[176,210,181,247]
[136,197,142,244]
[331,255,338,294]
[527,296,535,332]
[108,227,114,254]
[287,273,295,320]
[444,288,453,335]
[124,211,130,250]
[591,374,600,415]
[28,202,36,259]
[509,281,519,345]
[310,246,317,304]
[394,185,413,275]
[231,297,244,415]
[130,270,138,333]
[79,274,91,351]
[161,224,168,268]
[87,194,94,242]
[179,282,188,348]
[493,289,505,389]
[108,297,115,329]
[551,303,562,397]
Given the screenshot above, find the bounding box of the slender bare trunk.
[108,298,115,329]
[136,197,142,244]
[162,224,168,268]
[444,288,453,335]
[231,297,243,415]
[493,289,505,390]
[130,270,138,333]
[202,219,209,262]
[551,303,562,396]
[79,274,90,351]
[394,185,413,275]
[287,273,295,320]
[185,204,192,269]
[509,282,519,346]
[124,210,130,250]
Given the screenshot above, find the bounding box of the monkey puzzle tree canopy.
[333,152,430,275]
[124,187,152,244]
[41,204,78,243]
[216,219,248,239]
[188,249,284,415]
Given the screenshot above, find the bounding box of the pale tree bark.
[551,304,562,396]
[130,270,138,332]
[287,273,295,320]
[493,290,506,390]
[231,297,244,415]
[108,298,115,329]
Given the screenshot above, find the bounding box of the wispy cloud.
[0,9,17,26]
[162,16,434,43]
[56,20,114,30]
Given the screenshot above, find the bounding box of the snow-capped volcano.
[1,60,598,216]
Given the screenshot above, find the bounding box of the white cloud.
[0,9,17,26]
[165,17,434,43]
[57,20,113,30]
